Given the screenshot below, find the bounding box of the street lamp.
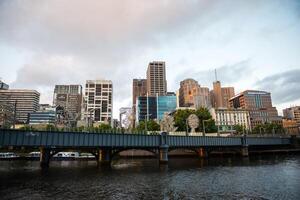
[202,119,210,136]
[144,114,152,133]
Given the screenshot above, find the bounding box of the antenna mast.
[214,69,218,81]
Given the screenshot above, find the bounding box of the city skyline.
[1,0,300,118]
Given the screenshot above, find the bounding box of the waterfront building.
[157,94,177,120]
[53,85,82,124]
[211,81,234,108]
[0,89,40,124]
[179,78,211,109]
[147,61,167,96]
[0,80,9,90]
[210,108,251,132]
[282,119,299,135]
[229,90,281,128]
[83,80,113,126]
[283,106,300,127]
[132,79,147,126]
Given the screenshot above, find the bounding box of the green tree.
[233,124,244,134]
[173,109,193,131]
[98,123,112,131]
[136,120,160,132]
[173,108,217,133]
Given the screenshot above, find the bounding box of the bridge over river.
[0,129,299,167]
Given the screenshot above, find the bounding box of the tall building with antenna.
[211,69,235,108]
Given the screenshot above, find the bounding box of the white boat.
[0,152,19,159]
[53,152,79,159]
[28,152,41,158]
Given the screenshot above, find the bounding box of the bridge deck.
[0,129,291,149]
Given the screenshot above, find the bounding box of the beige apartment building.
[83,80,113,126]
[210,108,251,132]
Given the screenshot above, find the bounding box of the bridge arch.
[110,148,158,160]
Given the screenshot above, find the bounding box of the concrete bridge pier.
[291,135,299,148]
[159,145,169,164]
[198,148,208,158]
[241,146,249,157]
[40,147,51,168]
[97,149,111,165]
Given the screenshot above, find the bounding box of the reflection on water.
[0,155,300,200]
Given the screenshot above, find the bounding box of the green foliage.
[173,108,216,133]
[136,120,160,132]
[233,124,244,134]
[98,123,112,131]
[253,123,283,134]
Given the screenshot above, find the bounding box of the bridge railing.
[0,129,293,148]
[167,136,241,147]
[0,129,161,148]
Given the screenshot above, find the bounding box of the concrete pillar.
[159,145,169,164]
[241,146,249,157]
[97,149,111,165]
[291,135,299,148]
[40,147,51,168]
[198,148,208,158]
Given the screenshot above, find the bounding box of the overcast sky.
[1,0,300,118]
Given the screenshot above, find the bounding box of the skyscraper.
[179,78,211,108]
[0,89,40,124]
[132,79,147,126]
[211,81,234,108]
[53,85,82,125]
[229,90,281,128]
[83,80,113,126]
[146,61,167,96]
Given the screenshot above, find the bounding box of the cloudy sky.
[1,0,300,117]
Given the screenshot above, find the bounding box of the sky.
[0,0,300,118]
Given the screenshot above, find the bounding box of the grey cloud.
[256,69,300,104]
[174,59,252,88]
[1,0,299,114]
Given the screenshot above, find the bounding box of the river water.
[0,155,300,200]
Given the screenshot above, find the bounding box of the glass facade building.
[157,96,177,120]
[136,96,157,122]
[136,95,176,123]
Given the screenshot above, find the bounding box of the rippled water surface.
[1,155,300,200]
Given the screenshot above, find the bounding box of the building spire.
[214,69,218,81]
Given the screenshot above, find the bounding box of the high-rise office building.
[0,89,40,123]
[179,79,211,109]
[229,90,281,128]
[211,81,234,108]
[283,106,300,126]
[157,95,177,120]
[146,61,167,96]
[53,85,82,124]
[136,94,177,123]
[136,96,157,123]
[83,80,113,126]
[132,79,147,126]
